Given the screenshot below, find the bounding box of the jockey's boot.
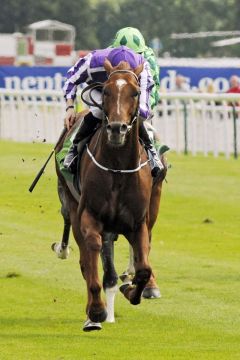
[146,144,165,177]
[63,112,100,172]
[63,143,78,172]
[139,121,164,177]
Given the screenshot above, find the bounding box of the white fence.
[154,93,240,158]
[0,89,65,143]
[0,89,239,158]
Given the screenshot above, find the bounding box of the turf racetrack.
[0,141,239,360]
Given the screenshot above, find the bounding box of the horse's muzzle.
[106,122,128,146]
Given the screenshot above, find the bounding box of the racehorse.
[53,59,167,331]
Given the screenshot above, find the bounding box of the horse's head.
[102,60,143,147]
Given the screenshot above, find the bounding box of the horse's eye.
[132,91,140,98]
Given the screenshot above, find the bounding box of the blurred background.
[0,0,239,152]
[1,0,240,58]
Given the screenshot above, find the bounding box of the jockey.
[63,45,164,177]
[111,27,160,109]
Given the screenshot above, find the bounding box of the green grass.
[0,141,239,360]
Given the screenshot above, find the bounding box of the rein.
[81,83,103,109]
[86,144,149,174]
[80,69,140,114]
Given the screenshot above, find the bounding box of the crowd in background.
[161,73,240,95]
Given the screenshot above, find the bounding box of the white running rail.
[153,92,240,158]
[0,89,239,157]
[0,89,65,143]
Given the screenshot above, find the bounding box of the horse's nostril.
[120,124,128,133]
[106,124,112,132]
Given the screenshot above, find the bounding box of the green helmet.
[112,27,147,53]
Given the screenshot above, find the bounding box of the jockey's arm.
[63,53,93,130]
[65,98,76,130]
[138,61,154,120]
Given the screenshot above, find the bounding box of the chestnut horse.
[54,60,167,330]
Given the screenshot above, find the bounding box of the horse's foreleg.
[120,236,161,299]
[79,244,102,331]
[121,223,152,305]
[80,209,107,323]
[101,232,118,322]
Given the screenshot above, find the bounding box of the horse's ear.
[104,59,113,74]
[134,63,144,78]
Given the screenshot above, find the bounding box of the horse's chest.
[88,179,148,232]
[108,189,130,217]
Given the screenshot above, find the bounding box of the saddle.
[56,130,96,202]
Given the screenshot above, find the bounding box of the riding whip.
[28,126,67,192]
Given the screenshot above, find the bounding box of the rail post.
[232,104,238,159]
[183,101,188,155]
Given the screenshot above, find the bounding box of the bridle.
[81,69,141,130]
[104,69,141,130]
[108,69,139,83]
[80,69,148,174]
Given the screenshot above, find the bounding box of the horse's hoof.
[51,242,69,259]
[88,308,108,323]
[119,282,132,295]
[130,295,141,305]
[120,283,139,305]
[129,269,151,305]
[142,287,161,299]
[83,319,102,332]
